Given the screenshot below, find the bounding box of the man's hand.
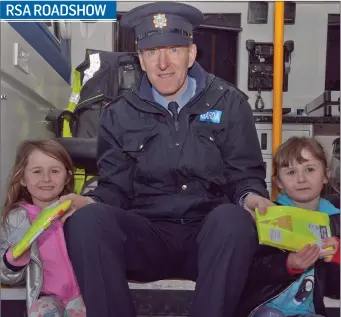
[59,193,96,223]
[287,244,320,271]
[320,237,339,262]
[243,193,275,219]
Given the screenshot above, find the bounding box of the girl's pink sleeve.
[5,247,30,267]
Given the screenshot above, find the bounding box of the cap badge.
[153,13,167,28]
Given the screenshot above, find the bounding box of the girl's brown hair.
[273,136,328,178]
[2,139,75,225]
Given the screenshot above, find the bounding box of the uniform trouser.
[64,202,258,317]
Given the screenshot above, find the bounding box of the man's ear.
[138,50,146,71]
[188,44,197,68]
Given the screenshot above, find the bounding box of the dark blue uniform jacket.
[88,62,268,220]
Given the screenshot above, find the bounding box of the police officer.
[61,2,274,317]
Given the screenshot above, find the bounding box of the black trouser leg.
[187,204,258,317]
[64,203,257,317]
[64,203,180,317]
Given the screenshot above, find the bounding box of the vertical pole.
[272,1,285,199]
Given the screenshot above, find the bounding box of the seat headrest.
[54,138,98,175]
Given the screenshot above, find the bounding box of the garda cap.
[119,1,204,50]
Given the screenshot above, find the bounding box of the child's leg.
[28,296,64,317]
[63,296,86,317]
[252,306,286,317]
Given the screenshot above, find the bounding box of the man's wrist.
[239,192,257,208]
[86,196,97,204]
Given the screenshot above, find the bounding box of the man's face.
[138,44,197,100]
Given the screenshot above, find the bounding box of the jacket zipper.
[76,93,103,108]
[30,252,43,304]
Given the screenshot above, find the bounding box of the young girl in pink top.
[0,140,86,317]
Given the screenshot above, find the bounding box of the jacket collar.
[276,193,340,216]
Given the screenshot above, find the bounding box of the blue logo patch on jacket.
[199,110,222,124]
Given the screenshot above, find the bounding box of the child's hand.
[320,237,339,262]
[287,244,320,270]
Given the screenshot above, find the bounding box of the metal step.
[1,284,339,317]
[132,289,192,316]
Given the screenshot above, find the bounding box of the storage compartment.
[255,123,314,156]
[282,129,311,141]
[257,128,272,155]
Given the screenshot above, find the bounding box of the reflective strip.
[82,53,101,86]
[69,92,80,104]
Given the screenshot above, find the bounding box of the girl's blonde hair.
[2,139,75,226]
